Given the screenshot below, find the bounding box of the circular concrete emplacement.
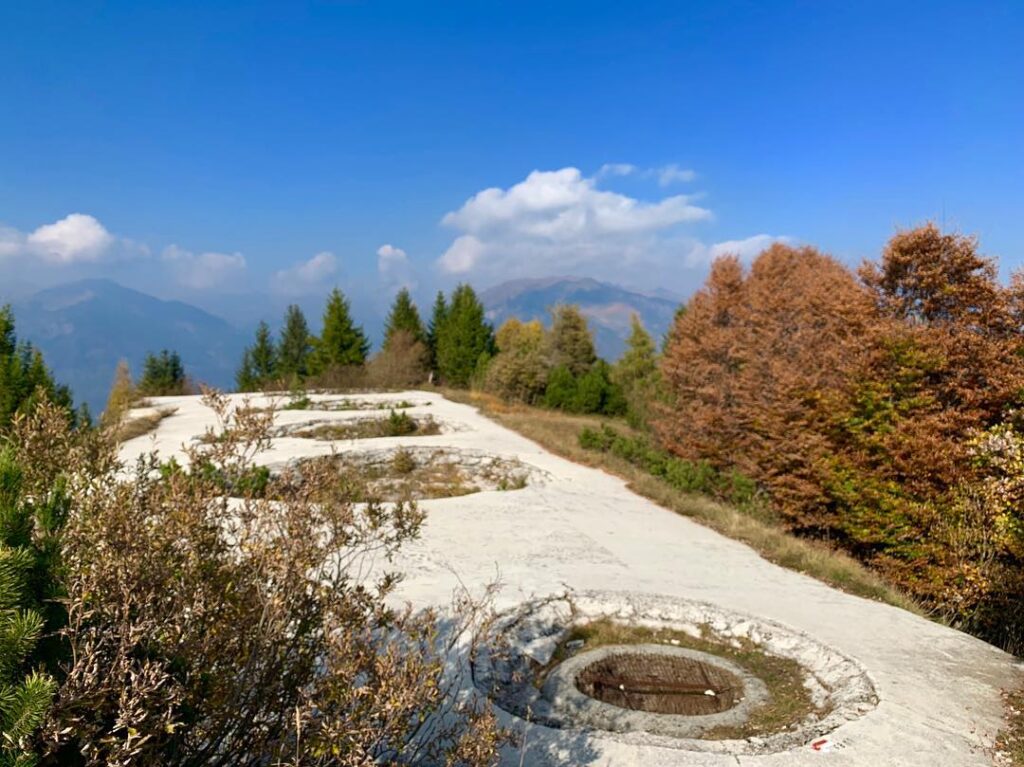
[542,644,769,738]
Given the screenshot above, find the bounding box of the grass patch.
[540,617,821,740]
[440,388,920,615]
[290,411,441,440]
[114,407,177,442]
[294,447,528,503]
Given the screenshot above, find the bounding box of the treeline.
[0,306,84,428]
[655,224,1024,652]
[234,284,647,418]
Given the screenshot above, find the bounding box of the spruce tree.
[613,314,660,427]
[383,289,426,351]
[249,321,277,381]
[547,305,596,376]
[435,285,494,388]
[277,305,312,379]
[235,349,257,392]
[426,291,448,372]
[138,350,187,396]
[313,288,369,371]
[0,449,63,765]
[236,321,277,391]
[0,306,74,428]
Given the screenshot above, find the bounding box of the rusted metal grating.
[576,653,742,715]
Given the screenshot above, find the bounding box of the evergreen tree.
[543,365,577,410]
[312,288,369,372]
[0,306,74,428]
[0,449,65,764]
[236,321,278,392]
[547,305,596,376]
[235,349,257,393]
[382,289,426,350]
[426,291,448,373]
[435,285,494,387]
[138,350,187,396]
[250,321,277,381]
[613,314,660,427]
[277,305,313,379]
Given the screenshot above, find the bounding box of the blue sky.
[1,0,1022,321]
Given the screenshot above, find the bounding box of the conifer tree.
[277,305,313,379]
[250,321,277,381]
[382,289,426,350]
[236,321,277,391]
[613,314,660,427]
[426,291,448,372]
[0,449,63,765]
[138,350,187,396]
[312,288,369,371]
[435,285,494,387]
[0,306,74,428]
[235,349,257,393]
[546,305,596,376]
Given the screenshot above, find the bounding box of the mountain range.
[480,277,680,359]
[4,277,681,413]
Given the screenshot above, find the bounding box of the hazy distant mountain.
[11,279,247,413]
[480,277,681,360]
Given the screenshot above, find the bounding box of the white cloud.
[655,163,697,186]
[597,163,637,178]
[272,251,338,295]
[377,243,416,291]
[687,234,792,266]
[162,244,248,290]
[437,166,712,281]
[0,225,24,259]
[27,213,115,263]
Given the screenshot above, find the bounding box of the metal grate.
[576,653,742,715]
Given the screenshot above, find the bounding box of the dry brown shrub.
[366,330,430,389]
[31,391,507,766]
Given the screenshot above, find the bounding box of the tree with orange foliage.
[658,244,876,531]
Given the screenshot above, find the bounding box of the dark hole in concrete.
[576,653,742,715]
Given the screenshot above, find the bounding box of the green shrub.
[578,425,767,516]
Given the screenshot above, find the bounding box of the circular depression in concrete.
[473,590,878,755]
[540,644,770,739]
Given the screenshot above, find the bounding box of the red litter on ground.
[811,739,833,753]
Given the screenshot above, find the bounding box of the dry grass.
[998,691,1024,766]
[440,388,921,615]
[114,407,177,443]
[539,617,820,740]
[290,413,441,440]
[293,448,528,503]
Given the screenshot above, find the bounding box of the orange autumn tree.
[658,244,877,532]
[657,225,1024,650]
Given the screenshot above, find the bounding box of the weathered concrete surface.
[121,391,1023,766]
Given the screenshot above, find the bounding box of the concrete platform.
[120,390,1023,767]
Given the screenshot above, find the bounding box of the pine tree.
[235,349,257,392]
[435,285,494,388]
[426,291,448,373]
[250,321,277,381]
[138,350,187,396]
[0,448,64,765]
[382,289,426,351]
[236,321,277,391]
[0,306,75,428]
[613,314,660,427]
[547,305,596,376]
[312,288,369,372]
[277,305,312,380]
